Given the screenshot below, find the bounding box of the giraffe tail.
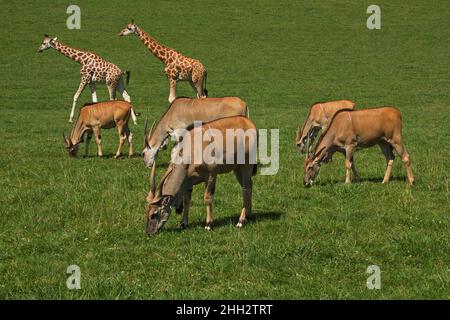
[126,71,131,85]
[130,105,140,125]
[203,70,208,97]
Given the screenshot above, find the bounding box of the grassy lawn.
[0,0,448,299]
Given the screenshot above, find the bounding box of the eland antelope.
[303,107,414,186]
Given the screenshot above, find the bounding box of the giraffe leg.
[191,69,207,99]
[70,80,88,123]
[168,79,177,103]
[189,81,197,96]
[117,79,137,125]
[89,82,98,103]
[192,72,206,99]
[117,78,131,102]
[194,80,204,99]
[107,83,117,101]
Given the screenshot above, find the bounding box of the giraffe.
[37,35,137,124]
[119,20,208,103]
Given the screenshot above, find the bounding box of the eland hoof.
[179,222,188,229]
[204,223,213,231]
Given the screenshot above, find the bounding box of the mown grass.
[0,0,448,299]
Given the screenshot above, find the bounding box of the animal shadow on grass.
[166,211,283,233]
[313,176,409,186]
[80,153,136,160]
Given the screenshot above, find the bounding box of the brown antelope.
[296,100,355,153]
[63,101,137,158]
[142,96,249,168]
[303,107,414,186]
[146,116,257,235]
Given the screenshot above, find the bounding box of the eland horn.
[149,160,157,201]
[305,133,311,156]
[62,131,69,146]
[143,118,149,148]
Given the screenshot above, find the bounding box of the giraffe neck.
[53,41,88,64]
[136,27,171,63]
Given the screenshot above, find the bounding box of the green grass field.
[0,0,449,299]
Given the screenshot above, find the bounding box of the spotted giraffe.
[38,35,137,124]
[119,21,208,103]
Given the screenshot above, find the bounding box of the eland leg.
[234,164,253,228]
[84,131,93,158]
[114,121,126,159]
[350,156,361,181]
[344,146,356,184]
[379,141,395,184]
[204,175,216,231]
[180,188,193,229]
[92,126,103,157]
[391,139,414,185]
[124,124,133,158]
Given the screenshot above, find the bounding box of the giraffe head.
[119,20,139,36]
[38,35,57,53]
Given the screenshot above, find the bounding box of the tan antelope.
[296,100,355,153]
[142,97,249,168]
[146,116,257,235]
[63,101,137,158]
[303,107,414,186]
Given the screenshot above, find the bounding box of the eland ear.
[131,19,135,24]
[167,127,183,143]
